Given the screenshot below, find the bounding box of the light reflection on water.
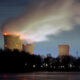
[68,73,72,80]
[0,72,80,80]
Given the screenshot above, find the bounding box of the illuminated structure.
[23,44,34,55]
[58,45,70,56]
[4,34,22,51]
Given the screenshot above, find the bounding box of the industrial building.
[23,44,34,55]
[58,45,70,56]
[4,34,22,51]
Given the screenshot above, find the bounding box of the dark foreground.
[1,49,80,72]
[0,72,80,80]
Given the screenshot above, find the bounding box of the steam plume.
[2,0,80,42]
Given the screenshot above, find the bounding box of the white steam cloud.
[2,0,80,42]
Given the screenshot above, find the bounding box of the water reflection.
[0,72,80,80]
[2,74,8,79]
[68,74,72,80]
[23,77,27,80]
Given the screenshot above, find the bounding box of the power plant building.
[23,44,34,55]
[58,45,70,56]
[4,34,22,51]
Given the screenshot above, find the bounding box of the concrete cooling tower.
[23,44,34,55]
[4,34,22,51]
[58,45,70,56]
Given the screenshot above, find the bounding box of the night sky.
[0,0,80,57]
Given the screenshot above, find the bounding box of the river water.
[0,72,80,80]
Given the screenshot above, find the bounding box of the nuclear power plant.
[4,34,22,51]
[3,33,34,54]
[58,45,70,56]
[2,33,71,56]
[23,44,34,55]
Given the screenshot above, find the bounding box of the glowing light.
[46,64,48,67]
[69,64,72,68]
[3,32,8,36]
[33,65,36,68]
[2,74,8,79]
[41,65,43,68]
[5,44,7,47]
[15,33,21,36]
[3,32,13,36]
[20,37,23,40]
[23,44,27,46]
[24,77,27,80]
[25,63,27,66]
[14,33,23,36]
[16,44,18,47]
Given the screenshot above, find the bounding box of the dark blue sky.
[0,0,80,57]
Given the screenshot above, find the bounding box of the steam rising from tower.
[2,0,80,43]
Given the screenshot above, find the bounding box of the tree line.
[0,49,80,73]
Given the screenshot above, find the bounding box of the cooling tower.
[23,44,34,55]
[58,45,70,56]
[4,34,22,51]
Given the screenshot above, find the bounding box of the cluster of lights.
[60,66,65,69]
[24,62,74,70]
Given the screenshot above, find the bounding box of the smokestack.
[58,45,70,56]
[23,44,34,55]
[3,33,22,51]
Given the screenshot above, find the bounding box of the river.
[0,72,80,80]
